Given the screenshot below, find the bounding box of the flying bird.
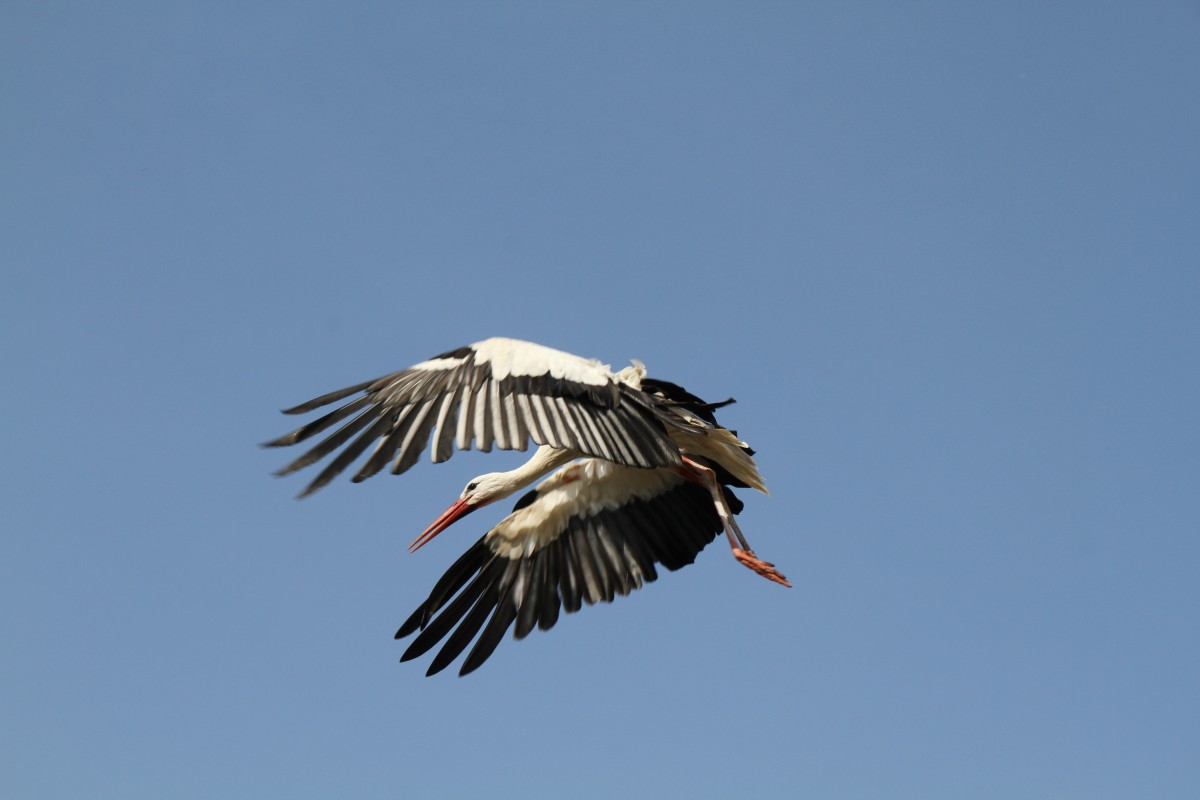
[265,337,790,676]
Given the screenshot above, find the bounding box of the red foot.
[732,548,792,588]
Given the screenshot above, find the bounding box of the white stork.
[266,337,790,676]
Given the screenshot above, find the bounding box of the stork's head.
[457,472,513,505]
[406,472,509,553]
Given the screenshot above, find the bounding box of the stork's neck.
[496,445,579,499]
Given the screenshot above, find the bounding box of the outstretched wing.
[264,338,681,496]
[395,461,731,676]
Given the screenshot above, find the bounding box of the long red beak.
[408,497,475,553]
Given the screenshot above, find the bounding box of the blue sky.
[4,2,1198,797]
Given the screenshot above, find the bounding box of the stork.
[266,337,790,676]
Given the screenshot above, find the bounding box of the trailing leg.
[680,457,791,588]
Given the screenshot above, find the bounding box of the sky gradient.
[4,2,1199,798]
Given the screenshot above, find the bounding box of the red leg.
[681,457,792,588]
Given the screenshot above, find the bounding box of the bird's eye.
[466,481,478,493]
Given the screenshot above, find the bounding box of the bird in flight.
[265,337,790,676]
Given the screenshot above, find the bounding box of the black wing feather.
[394,479,723,676]
[425,581,501,676]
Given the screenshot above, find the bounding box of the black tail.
[641,377,735,426]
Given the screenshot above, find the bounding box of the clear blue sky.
[4,2,1198,798]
